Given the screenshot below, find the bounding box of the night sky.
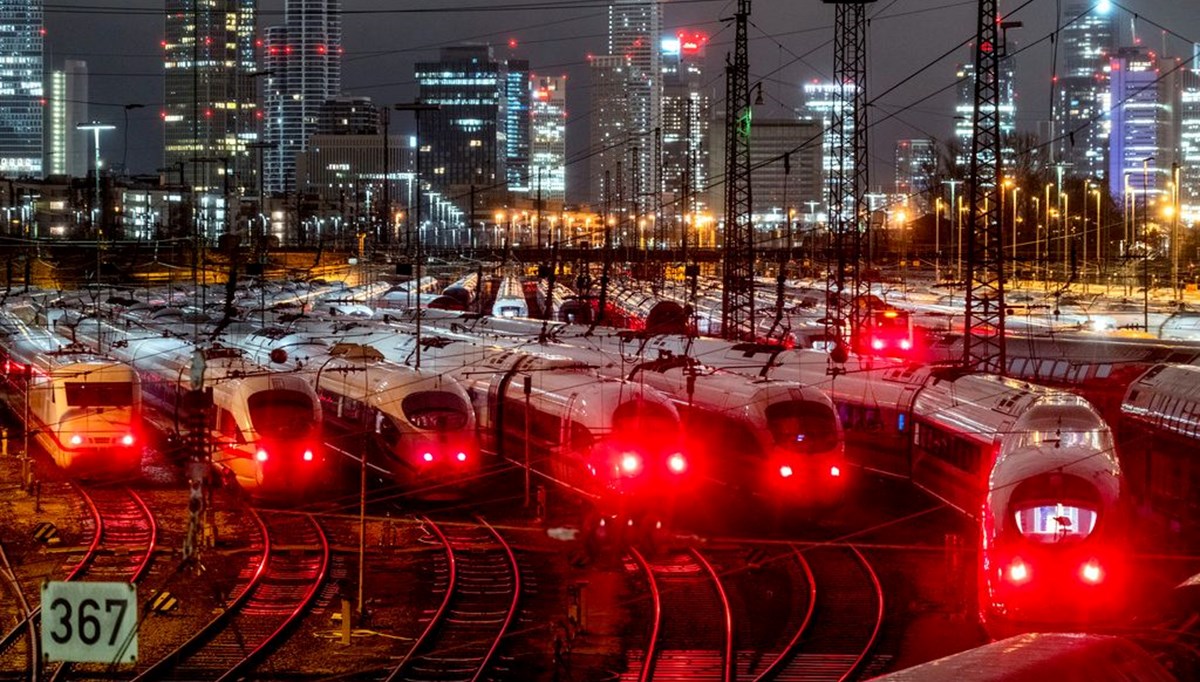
[44,0,1200,200]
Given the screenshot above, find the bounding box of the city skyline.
[18,1,1200,201]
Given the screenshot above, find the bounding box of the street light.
[77,121,116,238]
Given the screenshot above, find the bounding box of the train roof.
[873,633,1173,682]
[1128,363,1200,402]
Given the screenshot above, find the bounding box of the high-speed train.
[380,309,847,508]
[492,276,529,318]
[1119,363,1200,553]
[262,317,690,518]
[53,311,324,497]
[220,326,480,500]
[0,310,142,475]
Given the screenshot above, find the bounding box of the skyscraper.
[0,0,43,177]
[953,58,1017,171]
[608,0,661,213]
[1180,64,1200,223]
[1053,1,1115,180]
[660,31,710,214]
[504,60,531,193]
[263,0,343,194]
[163,0,259,191]
[45,60,88,178]
[529,75,566,202]
[895,138,936,211]
[589,54,631,205]
[801,80,847,217]
[415,45,506,194]
[1109,46,1180,201]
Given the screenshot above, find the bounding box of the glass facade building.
[0,0,44,177]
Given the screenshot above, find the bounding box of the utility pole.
[824,0,874,357]
[182,351,212,570]
[721,0,755,341]
[962,0,1009,373]
[394,102,441,369]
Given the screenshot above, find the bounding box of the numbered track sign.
[41,581,137,664]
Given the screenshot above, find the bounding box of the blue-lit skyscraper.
[1108,46,1179,201]
[0,0,44,177]
[505,60,531,193]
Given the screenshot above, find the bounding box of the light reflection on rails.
[133,510,329,682]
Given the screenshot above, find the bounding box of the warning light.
[303,449,314,461]
[899,339,913,351]
[422,452,434,463]
[256,449,269,462]
[667,453,687,474]
[620,453,643,475]
[456,451,468,462]
[1081,560,1104,584]
[70,434,84,446]
[779,465,794,478]
[829,466,841,478]
[122,434,136,446]
[1008,558,1030,584]
[871,338,885,351]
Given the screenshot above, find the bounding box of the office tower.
[1053,1,1116,180]
[529,75,566,202]
[710,118,823,219]
[895,138,936,209]
[318,96,381,136]
[0,0,43,177]
[1108,46,1179,201]
[953,58,1017,171]
[505,59,531,193]
[262,0,342,194]
[415,45,506,193]
[46,60,88,177]
[660,31,710,214]
[163,0,258,191]
[608,0,661,213]
[1180,64,1200,223]
[801,80,849,217]
[589,54,631,205]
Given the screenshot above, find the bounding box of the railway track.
[623,547,733,682]
[385,516,520,682]
[0,485,157,680]
[623,543,883,682]
[133,509,329,682]
[0,540,38,682]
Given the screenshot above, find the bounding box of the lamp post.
[121,104,145,173]
[1011,186,1020,282]
[934,197,943,282]
[1172,162,1181,305]
[1043,182,1053,286]
[942,179,961,281]
[77,121,116,239]
[1092,187,1103,287]
[1142,156,1154,330]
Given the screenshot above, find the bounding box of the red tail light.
[619,452,642,475]
[667,452,687,474]
[1007,558,1030,584]
[255,449,269,462]
[779,465,794,478]
[899,339,913,351]
[422,452,434,463]
[455,451,468,462]
[1081,560,1104,584]
[871,338,885,351]
[829,465,841,477]
[302,449,314,462]
[70,434,83,446]
[121,434,135,446]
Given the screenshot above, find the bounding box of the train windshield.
[1014,503,1098,543]
[612,400,678,438]
[65,382,134,407]
[766,401,840,453]
[402,391,470,431]
[248,390,317,438]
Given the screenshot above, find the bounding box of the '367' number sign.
[41,582,137,663]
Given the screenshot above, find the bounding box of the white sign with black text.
[40,581,137,664]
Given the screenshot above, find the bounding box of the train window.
[248,390,317,438]
[1013,503,1098,542]
[379,415,403,450]
[1052,361,1070,380]
[65,382,134,407]
[1096,364,1112,379]
[402,391,470,431]
[765,401,839,453]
